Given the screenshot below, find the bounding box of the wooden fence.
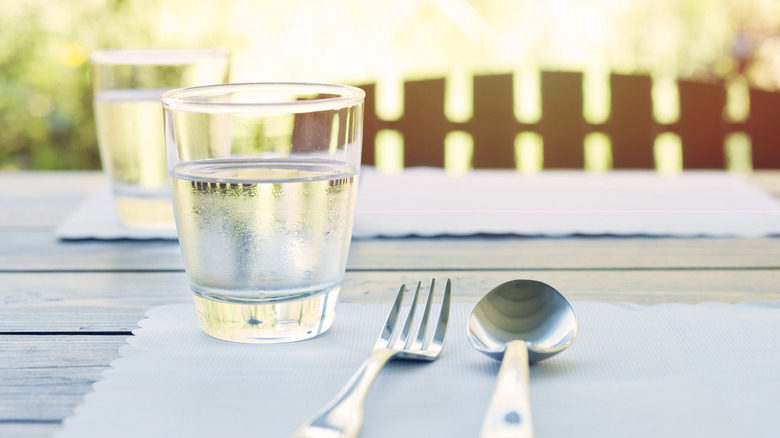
[355,71,780,170]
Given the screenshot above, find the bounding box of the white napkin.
[55,184,178,240]
[55,168,780,240]
[57,300,780,438]
[352,169,780,238]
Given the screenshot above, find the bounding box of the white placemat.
[55,168,780,240]
[55,184,178,240]
[353,169,780,238]
[56,300,780,438]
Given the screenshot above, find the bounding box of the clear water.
[94,89,174,227]
[170,158,359,342]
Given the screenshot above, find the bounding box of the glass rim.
[90,48,230,65]
[161,82,366,114]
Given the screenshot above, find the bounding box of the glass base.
[115,196,175,229]
[192,287,339,343]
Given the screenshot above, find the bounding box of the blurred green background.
[1,0,779,171]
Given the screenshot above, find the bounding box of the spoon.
[467,279,578,438]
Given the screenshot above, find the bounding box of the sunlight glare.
[444,131,473,174]
[652,75,680,124]
[724,75,750,123]
[514,132,543,173]
[583,61,611,124]
[513,67,541,124]
[445,69,473,123]
[375,129,404,173]
[725,132,753,173]
[376,74,404,121]
[654,132,683,174]
[584,132,612,173]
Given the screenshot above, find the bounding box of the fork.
[292,278,452,438]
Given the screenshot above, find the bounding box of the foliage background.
[1,0,779,170]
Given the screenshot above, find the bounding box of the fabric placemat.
[352,169,780,238]
[55,184,178,240]
[56,300,780,438]
[55,168,780,240]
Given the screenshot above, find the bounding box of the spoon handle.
[479,340,534,438]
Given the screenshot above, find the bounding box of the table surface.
[2,170,780,438]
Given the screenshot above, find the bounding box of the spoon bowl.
[468,279,577,438]
[468,279,577,363]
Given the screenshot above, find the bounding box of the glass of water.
[91,48,230,228]
[161,83,365,343]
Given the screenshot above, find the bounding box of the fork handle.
[292,349,397,438]
[479,340,535,438]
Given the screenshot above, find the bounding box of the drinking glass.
[91,48,230,228]
[161,83,365,343]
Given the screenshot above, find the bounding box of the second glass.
[161,83,365,343]
[91,48,230,228]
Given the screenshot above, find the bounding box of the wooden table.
[2,170,779,438]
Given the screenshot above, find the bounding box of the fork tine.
[409,278,436,350]
[375,283,406,349]
[395,281,421,349]
[426,278,451,351]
